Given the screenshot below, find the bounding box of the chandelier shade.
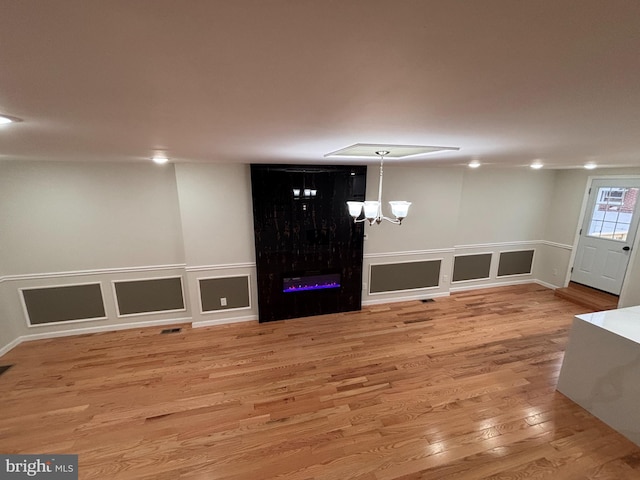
[346,151,411,225]
[347,201,364,218]
[363,201,380,221]
[389,201,411,219]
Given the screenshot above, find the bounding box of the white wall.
[543,167,640,245]
[534,242,572,288]
[456,168,555,245]
[620,244,640,308]
[543,170,590,245]
[0,282,20,355]
[174,164,258,326]
[540,167,640,301]
[0,161,191,351]
[5,159,640,355]
[174,164,255,267]
[361,166,558,303]
[0,161,185,274]
[363,166,464,253]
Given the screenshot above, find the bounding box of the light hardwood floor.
[554,281,620,312]
[1,284,639,479]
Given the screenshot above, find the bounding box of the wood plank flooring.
[554,281,619,312]
[1,284,639,479]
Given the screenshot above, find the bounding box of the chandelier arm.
[380,215,401,225]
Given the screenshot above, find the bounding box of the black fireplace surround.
[250,165,366,322]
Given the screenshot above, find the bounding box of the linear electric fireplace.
[283,272,341,293]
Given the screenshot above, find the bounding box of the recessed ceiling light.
[530,160,544,170]
[152,154,169,165]
[468,160,481,168]
[0,114,22,124]
[584,162,597,170]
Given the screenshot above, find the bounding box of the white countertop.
[576,305,640,344]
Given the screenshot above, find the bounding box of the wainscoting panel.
[452,253,492,282]
[113,276,185,316]
[497,250,535,277]
[199,275,251,312]
[0,241,569,357]
[449,242,539,292]
[4,265,192,356]
[185,265,258,327]
[21,283,107,326]
[369,260,441,294]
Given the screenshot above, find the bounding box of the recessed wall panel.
[199,276,250,312]
[370,260,441,294]
[452,254,492,282]
[114,277,184,316]
[603,250,623,280]
[497,250,534,277]
[579,246,597,273]
[22,283,106,325]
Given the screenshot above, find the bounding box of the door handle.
[623,246,631,251]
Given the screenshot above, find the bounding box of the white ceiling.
[1,1,640,169]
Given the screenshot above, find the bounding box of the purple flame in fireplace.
[283,273,341,293]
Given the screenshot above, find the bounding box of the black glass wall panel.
[251,165,366,322]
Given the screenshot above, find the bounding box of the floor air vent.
[0,365,13,377]
[161,328,182,334]
[421,299,435,303]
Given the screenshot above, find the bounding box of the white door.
[571,179,640,295]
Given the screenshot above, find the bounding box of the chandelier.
[346,150,411,225]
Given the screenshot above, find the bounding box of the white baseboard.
[0,317,193,358]
[0,337,23,358]
[534,279,561,290]
[192,315,258,328]
[362,291,450,306]
[22,317,193,342]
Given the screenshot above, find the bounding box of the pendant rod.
[376,152,385,223]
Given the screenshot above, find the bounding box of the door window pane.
[614,222,631,240]
[598,188,625,205]
[588,187,638,242]
[588,220,603,236]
